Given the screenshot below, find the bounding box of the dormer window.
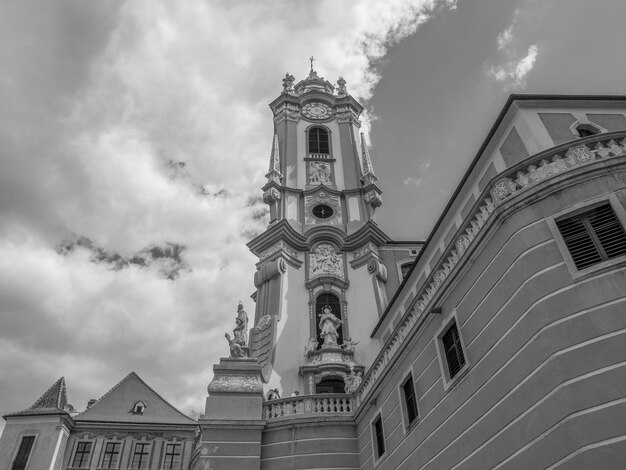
[309,127,330,155]
[132,400,146,415]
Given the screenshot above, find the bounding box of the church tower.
[247,62,393,397]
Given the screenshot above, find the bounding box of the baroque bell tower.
[246,62,392,397]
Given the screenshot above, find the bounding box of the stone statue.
[267,388,281,401]
[341,337,359,353]
[282,73,295,93]
[233,301,248,347]
[336,76,347,96]
[304,337,318,357]
[341,365,362,394]
[225,333,245,358]
[318,306,342,347]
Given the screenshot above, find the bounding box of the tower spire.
[265,133,282,184]
[360,133,378,184]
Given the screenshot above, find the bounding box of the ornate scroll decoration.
[304,192,341,224]
[207,375,263,394]
[308,161,332,185]
[258,241,298,261]
[249,314,276,383]
[309,243,344,279]
[273,102,300,123]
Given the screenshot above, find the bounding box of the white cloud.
[0,0,456,424]
[487,44,539,91]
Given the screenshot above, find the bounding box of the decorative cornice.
[342,220,390,251]
[247,219,309,257]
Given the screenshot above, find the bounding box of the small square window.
[372,414,385,459]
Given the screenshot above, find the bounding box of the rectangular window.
[556,203,626,270]
[442,322,466,379]
[11,436,35,470]
[402,375,419,425]
[131,443,150,469]
[163,443,182,469]
[101,442,121,469]
[72,441,92,468]
[373,415,385,458]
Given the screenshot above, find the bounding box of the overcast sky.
[2,0,626,433]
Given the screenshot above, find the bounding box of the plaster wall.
[345,263,384,368]
[0,417,64,470]
[356,169,626,469]
[266,263,308,397]
[261,419,358,470]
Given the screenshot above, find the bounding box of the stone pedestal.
[190,358,265,470]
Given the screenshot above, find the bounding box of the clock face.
[302,102,333,120]
[312,204,334,219]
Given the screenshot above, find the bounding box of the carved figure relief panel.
[304,192,342,225]
[308,161,333,185]
[309,243,344,279]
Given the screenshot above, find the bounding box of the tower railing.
[262,393,354,421]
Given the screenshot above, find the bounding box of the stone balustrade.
[262,394,353,421]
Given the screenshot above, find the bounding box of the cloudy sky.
[1,0,626,431]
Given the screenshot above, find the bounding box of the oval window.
[312,204,334,219]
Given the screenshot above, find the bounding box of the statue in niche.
[341,365,362,394]
[318,305,343,347]
[341,337,359,354]
[225,301,249,358]
[308,161,332,185]
[304,337,318,357]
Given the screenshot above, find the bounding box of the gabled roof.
[75,372,196,426]
[4,377,69,418]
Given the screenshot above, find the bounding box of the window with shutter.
[556,203,626,270]
[442,322,466,379]
[373,415,385,458]
[402,375,419,425]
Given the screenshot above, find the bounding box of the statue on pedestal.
[304,338,318,357]
[318,306,342,348]
[225,301,249,358]
[341,365,362,394]
[341,338,359,354]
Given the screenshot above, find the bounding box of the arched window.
[315,293,343,349]
[316,376,345,394]
[309,127,330,155]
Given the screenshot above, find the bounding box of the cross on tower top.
[309,55,315,72]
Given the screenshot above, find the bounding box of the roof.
[75,372,196,426]
[4,377,70,418]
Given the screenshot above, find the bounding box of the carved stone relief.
[308,161,332,185]
[309,243,344,278]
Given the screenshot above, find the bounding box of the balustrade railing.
[262,394,353,420]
